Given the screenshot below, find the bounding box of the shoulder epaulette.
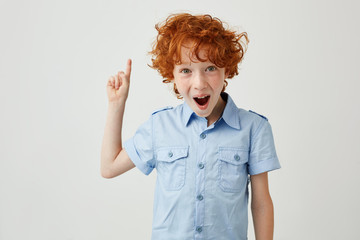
[249,110,268,121]
[152,106,173,115]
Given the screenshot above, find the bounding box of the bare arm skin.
[100,59,135,178]
[250,172,275,240]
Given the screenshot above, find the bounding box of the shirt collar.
[219,92,241,130]
[182,100,195,126]
[182,92,241,130]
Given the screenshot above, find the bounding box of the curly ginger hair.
[149,13,249,98]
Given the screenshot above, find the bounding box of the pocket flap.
[157,146,189,163]
[218,148,248,165]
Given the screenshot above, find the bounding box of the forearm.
[251,196,274,240]
[100,100,126,174]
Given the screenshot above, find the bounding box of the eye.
[180,68,191,74]
[206,66,217,72]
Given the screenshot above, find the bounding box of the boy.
[101,13,281,240]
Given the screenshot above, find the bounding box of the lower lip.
[194,97,210,110]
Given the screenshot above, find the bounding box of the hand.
[107,59,132,103]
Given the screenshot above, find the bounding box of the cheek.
[210,78,225,91]
[174,79,186,93]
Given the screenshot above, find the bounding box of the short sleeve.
[248,119,281,175]
[123,116,155,175]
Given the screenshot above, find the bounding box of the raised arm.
[100,59,135,178]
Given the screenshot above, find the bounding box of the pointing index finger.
[125,59,132,79]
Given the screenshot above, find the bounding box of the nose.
[193,72,207,90]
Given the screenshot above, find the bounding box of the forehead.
[178,41,209,64]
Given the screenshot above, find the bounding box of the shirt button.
[198,163,204,169]
[234,154,240,161]
[196,226,203,233]
[200,133,206,139]
[197,194,204,201]
[168,151,173,158]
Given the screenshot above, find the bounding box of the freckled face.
[173,45,227,123]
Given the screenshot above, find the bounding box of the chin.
[194,110,211,118]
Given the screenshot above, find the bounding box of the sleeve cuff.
[123,138,153,175]
[248,157,281,175]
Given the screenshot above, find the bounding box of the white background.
[1,0,359,239]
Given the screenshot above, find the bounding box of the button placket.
[195,131,207,237]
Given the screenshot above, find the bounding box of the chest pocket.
[218,148,249,193]
[156,146,188,191]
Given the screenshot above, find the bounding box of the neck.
[206,95,226,127]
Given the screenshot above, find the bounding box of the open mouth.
[194,96,210,106]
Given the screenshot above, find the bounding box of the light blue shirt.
[124,92,281,240]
